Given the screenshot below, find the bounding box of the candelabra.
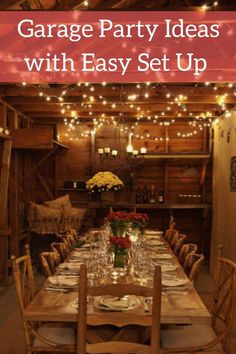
[97,131,147,171]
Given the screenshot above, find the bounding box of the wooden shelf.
[144,153,211,159]
[71,201,211,210]
[57,188,87,192]
[52,140,68,149]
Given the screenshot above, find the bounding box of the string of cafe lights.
[24,80,236,141]
[80,0,220,11]
[201,1,219,11]
[20,0,235,140]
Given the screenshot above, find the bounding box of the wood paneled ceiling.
[0,0,236,11]
[0,83,235,123]
[0,1,235,123]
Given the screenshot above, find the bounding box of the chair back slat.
[178,243,198,266]
[39,251,58,277]
[51,242,67,262]
[184,253,204,285]
[172,233,186,255]
[88,283,153,298]
[165,229,178,245]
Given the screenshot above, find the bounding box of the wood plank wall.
[54,122,211,201]
[34,121,212,256]
[0,102,34,284]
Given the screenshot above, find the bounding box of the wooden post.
[9,152,21,257]
[200,160,208,203]
[8,110,20,257]
[0,138,12,284]
[8,110,18,130]
[0,104,7,128]
[203,126,208,153]
[90,126,96,174]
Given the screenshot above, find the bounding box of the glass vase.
[113,252,127,268]
[110,224,127,237]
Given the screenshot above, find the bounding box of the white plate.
[145,230,163,235]
[71,252,90,259]
[145,235,161,240]
[48,275,78,287]
[151,253,172,260]
[161,264,177,272]
[58,262,83,271]
[94,295,141,311]
[145,240,164,246]
[81,243,91,248]
[162,278,188,287]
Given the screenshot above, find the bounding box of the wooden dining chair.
[12,244,36,307]
[11,245,75,354]
[171,233,187,255]
[63,233,76,251]
[77,264,162,354]
[178,243,198,266]
[183,253,205,285]
[161,257,236,353]
[51,242,68,262]
[39,251,59,277]
[165,229,179,246]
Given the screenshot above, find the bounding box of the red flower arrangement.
[129,212,149,227]
[106,211,131,222]
[106,211,130,237]
[106,211,149,223]
[106,211,149,237]
[109,235,131,255]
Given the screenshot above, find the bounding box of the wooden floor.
[0,265,235,354]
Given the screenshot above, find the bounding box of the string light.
[201,1,219,11]
[30,81,236,141]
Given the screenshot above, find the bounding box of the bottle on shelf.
[135,187,142,203]
[149,185,156,203]
[142,184,149,203]
[158,190,164,204]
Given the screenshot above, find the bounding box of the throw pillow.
[44,195,72,210]
[35,204,62,220]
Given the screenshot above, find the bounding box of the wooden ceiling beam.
[0,85,234,97]
[15,103,231,112]
[5,95,236,105]
[27,110,220,118]
[95,5,236,11]
[33,116,218,124]
[53,0,103,10]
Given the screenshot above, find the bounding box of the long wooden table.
[23,233,211,325]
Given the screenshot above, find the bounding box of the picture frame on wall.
[230,156,236,191]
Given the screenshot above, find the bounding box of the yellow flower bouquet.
[86,171,123,193]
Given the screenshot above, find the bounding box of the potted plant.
[86,171,123,202]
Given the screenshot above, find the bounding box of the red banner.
[0,11,235,82]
